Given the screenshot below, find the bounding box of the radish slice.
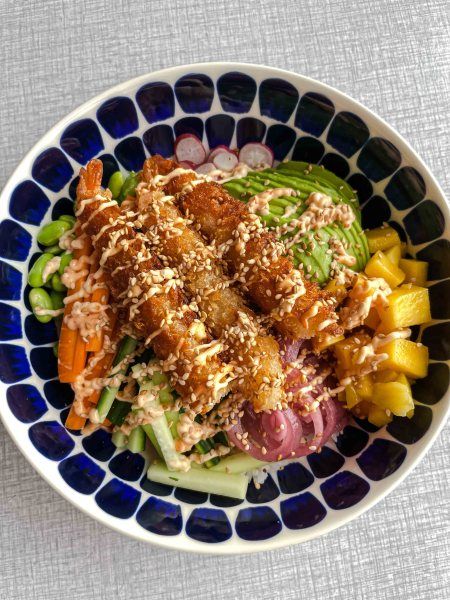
[239,143,274,168]
[208,145,233,162]
[174,134,206,166]
[212,150,238,171]
[178,160,196,169]
[195,162,216,175]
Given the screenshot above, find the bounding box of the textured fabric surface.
[0,1,449,599]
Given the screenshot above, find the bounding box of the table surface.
[1,1,449,599]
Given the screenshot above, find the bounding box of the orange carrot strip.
[86,274,109,352]
[65,404,87,430]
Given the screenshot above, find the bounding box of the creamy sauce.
[340,276,391,331]
[247,188,296,215]
[42,256,61,283]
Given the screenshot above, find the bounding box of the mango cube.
[378,285,431,331]
[345,385,361,409]
[354,374,374,399]
[364,307,381,330]
[374,369,399,383]
[377,339,428,379]
[366,226,401,253]
[313,333,345,353]
[398,258,428,287]
[352,400,371,418]
[365,251,406,288]
[334,332,372,373]
[384,244,401,266]
[368,404,393,427]
[372,381,414,416]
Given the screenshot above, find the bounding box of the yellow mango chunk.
[352,400,371,418]
[398,258,428,287]
[378,285,431,331]
[334,332,372,373]
[368,404,393,427]
[313,333,345,353]
[374,369,399,383]
[364,307,381,330]
[400,242,407,257]
[354,374,374,399]
[378,339,428,379]
[345,385,361,409]
[384,244,401,265]
[366,226,401,253]
[365,251,406,288]
[372,381,414,416]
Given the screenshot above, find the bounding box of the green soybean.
[50,289,65,310]
[37,220,71,246]
[51,272,66,292]
[28,253,55,287]
[58,214,76,227]
[108,171,124,199]
[29,288,54,323]
[45,244,64,255]
[118,171,139,204]
[58,252,73,275]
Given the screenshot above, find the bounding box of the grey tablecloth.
[1,1,449,598]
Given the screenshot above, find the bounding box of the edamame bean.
[37,220,71,246]
[118,171,139,204]
[58,252,73,275]
[51,272,66,292]
[58,214,76,227]
[45,244,64,255]
[29,288,54,323]
[50,289,65,310]
[28,253,55,288]
[108,171,124,199]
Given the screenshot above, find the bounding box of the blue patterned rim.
[0,63,448,554]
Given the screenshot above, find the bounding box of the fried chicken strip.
[134,159,286,412]
[143,156,341,341]
[75,159,232,413]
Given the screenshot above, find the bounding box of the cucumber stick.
[147,461,248,499]
[210,453,267,474]
[111,430,127,449]
[127,425,146,453]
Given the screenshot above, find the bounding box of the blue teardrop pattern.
[421,322,450,360]
[361,196,391,228]
[0,344,30,383]
[320,471,370,509]
[388,220,407,242]
[357,439,406,480]
[58,453,105,494]
[246,474,280,503]
[307,446,345,478]
[109,450,145,482]
[209,494,243,508]
[29,420,74,460]
[30,347,57,380]
[236,117,266,148]
[217,72,257,113]
[384,166,426,210]
[265,124,296,161]
[9,181,50,226]
[403,200,445,244]
[68,176,79,201]
[136,496,182,536]
[186,508,232,543]
[114,137,146,171]
[7,384,47,423]
[205,115,235,149]
[0,303,22,340]
[24,314,57,346]
[140,475,173,497]
[32,148,74,193]
[277,462,314,494]
[259,78,299,123]
[174,488,208,505]
[347,173,373,204]
[136,82,175,124]
[428,280,450,319]
[174,73,214,113]
[335,426,369,457]
[387,405,432,444]
[320,153,350,179]
[412,363,449,405]
[235,506,282,541]
[295,92,335,136]
[0,261,21,301]
[97,96,139,139]
[98,154,120,188]
[174,117,204,141]
[143,125,174,158]
[327,112,370,157]
[280,492,327,529]
[60,119,104,165]
[417,239,450,280]
[291,136,325,163]
[51,197,74,220]
[60,407,82,437]
[82,428,116,462]
[357,137,401,182]
[44,379,74,410]
[0,219,31,261]
[95,478,141,519]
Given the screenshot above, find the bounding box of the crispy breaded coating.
[76,159,232,412]
[136,159,286,411]
[146,156,342,340]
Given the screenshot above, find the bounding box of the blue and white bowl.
[0,63,448,554]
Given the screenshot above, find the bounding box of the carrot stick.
[58,235,92,383]
[65,404,87,430]
[86,274,109,352]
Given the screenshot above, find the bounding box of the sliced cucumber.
[209,452,267,474]
[127,425,146,453]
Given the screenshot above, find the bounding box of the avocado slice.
[223,163,369,284]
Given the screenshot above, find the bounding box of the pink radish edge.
[174,134,206,166]
[238,143,274,168]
